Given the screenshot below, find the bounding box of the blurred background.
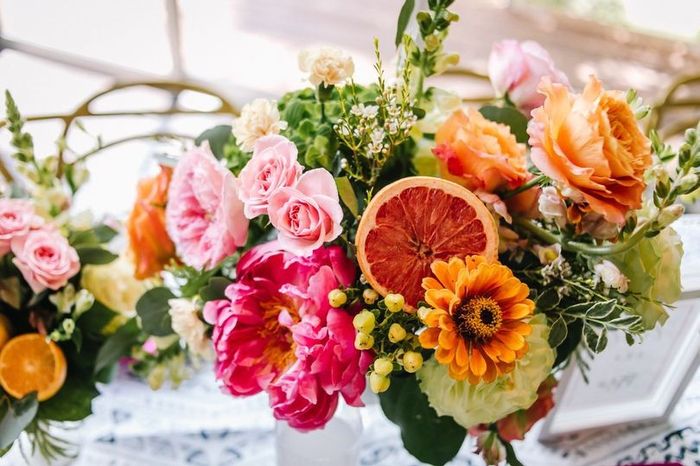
[0,0,698,218]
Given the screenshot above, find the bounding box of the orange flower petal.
[419,328,441,348]
[438,329,458,350]
[436,345,456,364]
[496,330,526,351]
[425,289,455,311]
[469,347,487,376]
[503,302,534,320]
[455,339,469,367]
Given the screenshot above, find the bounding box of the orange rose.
[126,165,177,279]
[528,76,652,225]
[433,108,529,194]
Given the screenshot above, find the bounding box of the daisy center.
[455,296,503,342]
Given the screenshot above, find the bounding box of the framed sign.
[540,214,700,440]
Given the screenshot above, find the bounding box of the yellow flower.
[418,256,534,384]
[81,255,148,314]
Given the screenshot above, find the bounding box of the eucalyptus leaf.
[195,125,234,158]
[395,0,416,47]
[94,318,140,374]
[0,393,38,450]
[478,105,529,143]
[39,378,99,422]
[76,246,117,265]
[199,277,232,302]
[135,287,176,336]
[335,176,359,217]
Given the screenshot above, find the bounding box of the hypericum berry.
[369,372,390,393]
[352,310,376,334]
[403,351,423,373]
[385,293,405,313]
[354,332,374,350]
[328,289,348,308]
[362,288,379,305]
[373,357,393,376]
[388,323,407,343]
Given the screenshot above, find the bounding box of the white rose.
[168,298,212,358]
[233,99,288,152]
[594,260,629,293]
[538,186,567,228]
[298,47,354,87]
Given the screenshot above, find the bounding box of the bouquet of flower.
[128,1,699,464]
[0,93,129,461]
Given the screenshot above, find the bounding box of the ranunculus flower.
[488,39,569,114]
[203,242,371,430]
[0,199,43,256]
[433,108,529,220]
[11,227,80,293]
[298,47,354,87]
[126,165,177,279]
[237,135,303,219]
[418,314,554,429]
[166,146,249,270]
[528,76,652,225]
[81,255,148,314]
[233,99,288,152]
[268,169,343,256]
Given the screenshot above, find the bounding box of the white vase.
[275,402,363,466]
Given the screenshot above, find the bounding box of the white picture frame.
[539,214,700,441]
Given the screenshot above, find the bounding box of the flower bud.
[373,357,393,376]
[362,288,379,305]
[328,289,348,308]
[403,351,423,373]
[657,204,685,227]
[369,372,390,393]
[354,332,374,350]
[61,318,75,335]
[388,323,407,343]
[384,294,405,313]
[474,431,506,465]
[352,310,376,334]
[678,173,699,193]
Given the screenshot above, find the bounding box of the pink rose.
[238,135,303,219]
[0,198,44,256]
[268,169,343,256]
[488,39,569,114]
[11,227,80,293]
[166,146,249,270]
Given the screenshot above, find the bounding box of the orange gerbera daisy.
[418,256,534,384]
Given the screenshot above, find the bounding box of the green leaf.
[135,287,175,336]
[583,325,608,353]
[553,319,583,367]
[76,246,117,265]
[379,375,466,465]
[585,300,617,320]
[94,318,140,374]
[0,393,38,450]
[536,288,561,311]
[503,439,525,466]
[335,177,359,217]
[395,0,416,47]
[548,317,568,348]
[38,378,99,422]
[478,105,529,143]
[195,125,234,158]
[199,277,232,302]
[77,300,119,336]
[283,100,307,128]
[70,225,118,247]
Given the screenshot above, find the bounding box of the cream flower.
[417,314,554,428]
[81,255,148,315]
[233,99,288,152]
[594,260,629,293]
[538,186,567,228]
[298,47,354,87]
[168,298,212,358]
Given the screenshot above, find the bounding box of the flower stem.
[501,175,546,199]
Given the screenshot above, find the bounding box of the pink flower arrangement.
[488,39,569,114]
[268,169,343,256]
[204,241,371,430]
[0,198,44,256]
[166,145,249,270]
[237,135,303,219]
[11,226,80,293]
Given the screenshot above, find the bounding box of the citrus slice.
[356,176,498,309]
[0,314,11,350]
[0,333,67,401]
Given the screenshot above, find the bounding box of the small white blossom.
[168,298,212,358]
[594,260,629,293]
[232,99,288,152]
[49,284,76,314]
[538,186,567,228]
[298,46,354,87]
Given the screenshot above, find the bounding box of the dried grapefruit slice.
[0,333,67,401]
[356,176,498,309]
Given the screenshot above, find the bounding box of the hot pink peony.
[0,198,44,256]
[488,39,569,114]
[203,241,371,430]
[237,135,303,219]
[166,145,249,270]
[11,226,80,293]
[268,169,343,256]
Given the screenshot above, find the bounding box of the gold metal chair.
[647,74,700,139]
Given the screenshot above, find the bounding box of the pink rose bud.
[237,135,303,219]
[0,198,44,256]
[11,227,80,293]
[488,39,569,114]
[267,168,343,256]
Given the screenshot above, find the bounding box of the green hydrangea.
[611,226,683,329]
[417,314,554,428]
